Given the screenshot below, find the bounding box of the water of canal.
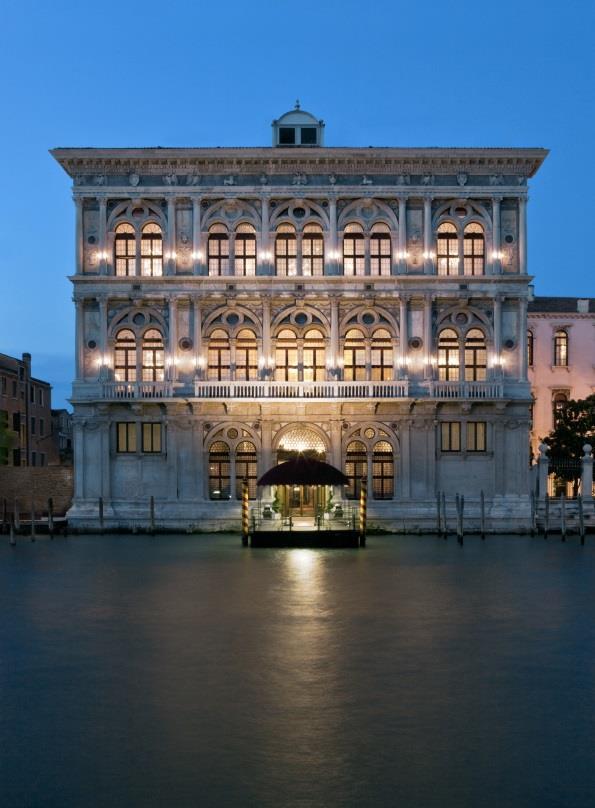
[1,533,594,807]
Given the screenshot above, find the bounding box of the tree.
[543,394,595,493]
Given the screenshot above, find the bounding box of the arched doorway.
[275,426,328,518]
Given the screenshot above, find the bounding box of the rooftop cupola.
[272,101,325,147]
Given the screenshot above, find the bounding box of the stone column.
[73,418,85,499]
[169,297,178,381]
[328,196,338,275]
[492,196,502,274]
[193,297,203,376]
[260,197,270,275]
[424,294,433,379]
[74,196,84,274]
[101,418,111,500]
[538,442,549,501]
[398,197,407,274]
[493,295,502,378]
[98,196,108,275]
[582,444,593,502]
[166,197,176,275]
[399,295,408,378]
[260,420,273,502]
[192,197,202,275]
[99,296,108,378]
[74,299,85,381]
[519,197,527,274]
[262,296,271,376]
[330,296,339,373]
[518,297,528,382]
[423,196,433,274]
[400,421,411,499]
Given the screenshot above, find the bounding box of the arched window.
[554,329,568,366]
[114,329,137,381]
[235,224,257,276]
[235,441,257,500]
[302,224,324,276]
[463,223,485,276]
[235,329,258,381]
[208,329,231,381]
[303,329,326,382]
[464,328,487,381]
[275,224,296,277]
[142,329,165,382]
[370,223,391,276]
[346,441,367,500]
[553,392,568,426]
[207,225,229,276]
[371,329,393,381]
[527,330,534,367]
[274,329,298,382]
[209,441,230,499]
[114,223,136,277]
[438,329,460,381]
[343,329,366,381]
[437,222,458,276]
[343,223,365,276]
[372,441,394,500]
[141,223,163,276]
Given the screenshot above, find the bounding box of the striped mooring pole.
[359,477,368,547]
[241,478,249,546]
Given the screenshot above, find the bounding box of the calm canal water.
[1,533,595,807]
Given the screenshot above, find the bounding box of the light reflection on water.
[1,534,595,807]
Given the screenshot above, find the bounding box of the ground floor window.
[235,441,257,500]
[372,441,394,499]
[142,423,162,453]
[346,440,367,499]
[209,441,231,499]
[466,422,487,452]
[441,422,461,452]
[117,422,137,453]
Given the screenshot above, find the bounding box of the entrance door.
[288,485,318,517]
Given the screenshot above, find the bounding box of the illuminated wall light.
[192,251,204,261]
[422,250,436,260]
[491,250,504,261]
[329,250,341,261]
[396,250,409,261]
[166,251,177,261]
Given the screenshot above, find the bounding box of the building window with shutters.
[117,422,137,453]
[441,422,461,452]
[142,423,162,453]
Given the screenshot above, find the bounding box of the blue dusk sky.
[0,0,593,408]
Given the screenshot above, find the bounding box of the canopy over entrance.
[257,456,348,487]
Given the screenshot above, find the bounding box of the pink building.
[528,296,595,456]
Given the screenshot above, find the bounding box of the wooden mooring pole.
[2,498,6,534]
[456,494,464,545]
[544,493,549,539]
[149,496,155,535]
[436,492,441,536]
[14,498,20,532]
[441,491,447,539]
[578,495,585,546]
[530,490,536,536]
[30,497,36,542]
[480,490,486,540]
[98,497,104,535]
[48,498,54,539]
[9,513,15,546]
[241,478,249,546]
[359,477,367,547]
[560,493,566,542]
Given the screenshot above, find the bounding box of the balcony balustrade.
[193,379,410,400]
[428,380,504,399]
[87,378,508,402]
[101,381,174,400]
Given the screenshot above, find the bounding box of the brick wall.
[0,467,73,516]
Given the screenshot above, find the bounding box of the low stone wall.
[0,467,73,516]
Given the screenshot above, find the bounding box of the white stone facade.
[52,108,548,531]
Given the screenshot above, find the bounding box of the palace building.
[51,105,548,531]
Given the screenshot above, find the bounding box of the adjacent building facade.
[528,296,595,453]
[0,352,57,466]
[52,106,548,530]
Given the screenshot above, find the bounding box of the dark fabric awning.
[257,456,348,486]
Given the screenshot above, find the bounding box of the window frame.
[116,422,137,453]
